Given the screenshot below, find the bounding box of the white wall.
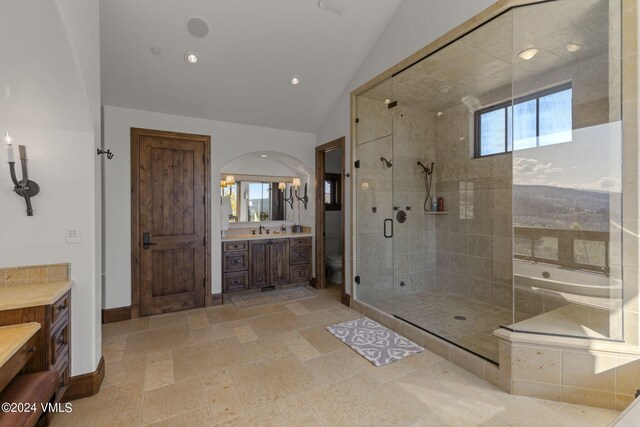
[316,0,497,294]
[0,0,100,376]
[103,105,317,308]
[0,126,98,376]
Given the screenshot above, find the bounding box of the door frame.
[130,128,212,318]
[314,137,347,305]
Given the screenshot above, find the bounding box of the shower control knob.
[393,206,399,211]
[399,281,406,287]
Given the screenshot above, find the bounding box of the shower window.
[474,83,573,157]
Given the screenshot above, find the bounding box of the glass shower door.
[354,79,395,312]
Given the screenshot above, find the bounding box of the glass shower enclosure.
[354,0,623,363]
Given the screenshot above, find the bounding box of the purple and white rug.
[326,317,424,367]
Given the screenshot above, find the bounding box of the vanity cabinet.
[0,291,71,404]
[222,236,311,293]
[249,239,289,288]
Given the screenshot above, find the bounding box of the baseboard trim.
[209,293,223,306]
[63,356,105,402]
[102,306,132,324]
[341,293,352,307]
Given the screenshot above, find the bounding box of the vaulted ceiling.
[100,0,402,133]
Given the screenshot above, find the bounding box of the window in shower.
[474,83,573,157]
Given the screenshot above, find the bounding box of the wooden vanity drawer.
[0,335,37,392]
[290,237,311,248]
[290,265,311,283]
[223,271,249,293]
[50,319,69,369]
[223,241,248,252]
[290,246,311,265]
[224,251,249,272]
[50,292,70,328]
[53,355,69,404]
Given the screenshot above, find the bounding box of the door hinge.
[387,101,398,109]
[203,236,206,246]
[203,277,206,288]
[203,154,205,163]
[354,160,360,169]
[203,195,205,205]
[355,118,360,124]
[355,275,361,284]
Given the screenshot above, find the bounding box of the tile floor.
[51,287,620,426]
[368,289,526,363]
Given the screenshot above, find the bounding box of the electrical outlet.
[66,227,81,244]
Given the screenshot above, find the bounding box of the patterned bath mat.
[326,318,424,367]
[231,287,316,309]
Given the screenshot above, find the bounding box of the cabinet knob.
[26,346,36,354]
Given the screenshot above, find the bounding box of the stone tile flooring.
[51,288,620,426]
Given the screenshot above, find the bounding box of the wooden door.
[269,240,290,286]
[132,128,210,316]
[249,240,269,288]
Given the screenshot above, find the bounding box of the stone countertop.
[0,281,73,311]
[0,323,41,367]
[222,233,313,242]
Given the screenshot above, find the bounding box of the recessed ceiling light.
[437,112,444,117]
[317,0,350,15]
[290,76,301,85]
[566,42,582,52]
[518,48,539,60]
[185,53,199,64]
[261,154,268,158]
[439,85,452,94]
[150,47,161,55]
[384,99,392,105]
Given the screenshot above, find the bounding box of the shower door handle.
[384,219,393,238]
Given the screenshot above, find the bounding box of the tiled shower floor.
[366,289,522,363]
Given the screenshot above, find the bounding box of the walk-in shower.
[354,0,623,363]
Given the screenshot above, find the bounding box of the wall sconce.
[96,148,114,159]
[225,175,235,186]
[5,132,40,216]
[278,182,286,191]
[284,184,294,209]
[293,178,308,210]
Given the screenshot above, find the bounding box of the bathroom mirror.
[220,174,294,222]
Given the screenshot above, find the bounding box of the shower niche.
[354,0,624,365]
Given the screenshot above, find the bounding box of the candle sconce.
[284,186,294,210]
[7,142,40,216]
[96,148,114,159]
[295,182,308,210]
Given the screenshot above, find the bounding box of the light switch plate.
[66,227,81,244]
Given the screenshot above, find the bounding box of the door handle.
[143,232,157,250]
[384,219,393,238]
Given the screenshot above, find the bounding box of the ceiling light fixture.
[518,48,539,60]
[290,76,301,85]
[384,99,392,105]
[185,53,199,64]
[566,42,582,52]
[437,112,444,117]
[261,154,268,158]
[439,85,452,94]
[317,0,351,15]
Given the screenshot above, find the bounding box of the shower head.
[417,161,435,175]
[380,157,393,168]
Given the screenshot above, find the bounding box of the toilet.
[325,254,343,284]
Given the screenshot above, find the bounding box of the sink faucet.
[259,225,266,234]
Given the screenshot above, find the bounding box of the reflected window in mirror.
[222,178,286,222]
[324,173,341,211]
